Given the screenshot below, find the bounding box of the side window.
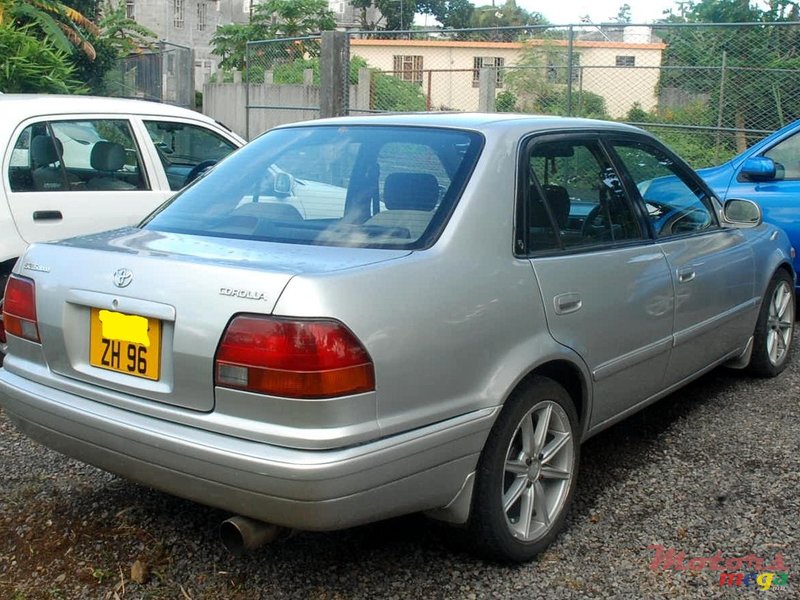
[144,120,238,190]
[9,124,42,192]
[523,138,644,253]
[9,120,147,192]
[612,141,717,238]
[764,133,800,180]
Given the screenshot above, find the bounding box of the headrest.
[542,184,570,229]
[383,172,439,211]
[90,141,127,172]
[31,135,64,167]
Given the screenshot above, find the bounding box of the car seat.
[364,172,440,239]
[31,135,79,191]
[87,141,136,190]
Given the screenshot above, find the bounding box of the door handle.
[554,292,582,315]
[677,268,696,283]
[33,210,63,221]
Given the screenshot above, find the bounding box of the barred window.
[393,55,423,85]
[472,57,504,88]
[546,52,580,83]
[197,2,207,30]
[174,0,184,28]
[616,55,636,67]
[126,0,135,19]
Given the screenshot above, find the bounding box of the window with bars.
[546,52,580,83]
[126,0,135,19]
[174,0,184,28]
[393,55,423,86]
[472,57,505,88]
[615,55,636,67]
[197,2,207,30]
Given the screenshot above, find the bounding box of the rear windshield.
[143,125,483,249]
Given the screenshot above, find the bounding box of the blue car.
[699,120,800,288]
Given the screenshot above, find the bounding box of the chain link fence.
[230,23,800,167]
[106,42,195,109]
[243,36,324,138]
[347,23,800,167]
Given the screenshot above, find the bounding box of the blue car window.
[764,132,800,180]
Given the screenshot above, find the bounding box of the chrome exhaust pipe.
[219,516,291,555]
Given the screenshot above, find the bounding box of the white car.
[0,95,245,350]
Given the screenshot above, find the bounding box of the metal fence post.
[320,31,348,118]
[566,26,574,117]
[245,41,251,141]
[715,50,728,163]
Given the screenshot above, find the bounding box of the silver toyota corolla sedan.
[0,114,795,562]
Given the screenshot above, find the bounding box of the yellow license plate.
[89,308,161,381]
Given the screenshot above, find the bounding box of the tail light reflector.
[215,316,375,399]
[3,275,40,343]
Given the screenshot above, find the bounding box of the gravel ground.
[1,343,798,599]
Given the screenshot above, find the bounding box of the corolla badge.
[113,268,133,288]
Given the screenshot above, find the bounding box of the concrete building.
[126,0,382,90]
[126,0,251,88]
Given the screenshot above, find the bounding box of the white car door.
[5,115,172,245]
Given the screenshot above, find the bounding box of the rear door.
[521,133,675,429]
[5,115,170,244]
[608,137,756,386]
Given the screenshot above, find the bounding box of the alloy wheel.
[502,400,575,541]
[766,279,794,366]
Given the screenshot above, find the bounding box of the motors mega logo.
[648,544,790,591]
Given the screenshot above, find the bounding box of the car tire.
[747,269,795,377]
[466,376,579,562]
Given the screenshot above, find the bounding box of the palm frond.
[12,2,72,53]
[57,20,96,60]
[61,5,100,36]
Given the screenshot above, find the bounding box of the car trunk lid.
[21,227,410,412]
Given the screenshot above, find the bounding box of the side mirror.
[723,198,762,227]
[740,157,780,181]
[274,172,294,196]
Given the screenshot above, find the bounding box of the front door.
[610,138,755,386]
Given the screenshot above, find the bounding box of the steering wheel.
[581,204,609,238]
[183,159,218,187]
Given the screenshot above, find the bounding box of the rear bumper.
[0,368,495,530]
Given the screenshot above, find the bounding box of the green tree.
[419,0,474,29]
[495,90,518,111]
[504,42,552,109]
[471,0,545,27]
[658,0,800,152]
[0,22,86,92]
[0,0,100,59]
[374,0,416,30]
[211,0,335,73]
[612,3,631,23]
[60,0,156,94]
[97,0,155,56]
[468,0,547,40]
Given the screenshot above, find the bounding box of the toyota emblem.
[113,268,133,288]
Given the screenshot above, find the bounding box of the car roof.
[273,112,648,137]
[0,94,214,122]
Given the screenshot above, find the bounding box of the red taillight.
[215,316,375,399]
[3,275,39,343]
